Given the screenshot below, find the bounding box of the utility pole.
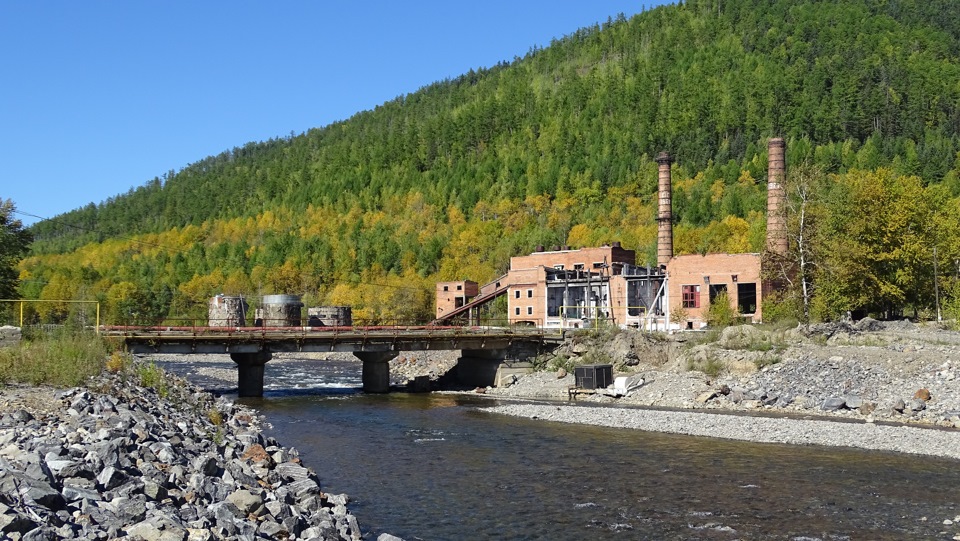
[934,246,941,322]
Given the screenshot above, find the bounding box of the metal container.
[208,295,248,327]
[307,306,352,327]
[574,364,613,390]
[258,294,303,327]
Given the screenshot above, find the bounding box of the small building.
[435,280,479,319]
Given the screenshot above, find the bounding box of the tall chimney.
[656,151,674,267]
[766,138,787,255]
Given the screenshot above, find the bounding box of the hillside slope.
[18,0,960,325]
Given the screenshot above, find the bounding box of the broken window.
[709,284,727,304]
[682,285,700,308]
[737,283,757,314]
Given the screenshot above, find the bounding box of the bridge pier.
[457,343,541,388]
[230,351,273,397]
[355,352,398,393]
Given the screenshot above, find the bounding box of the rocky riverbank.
[0,364,401,541]
[480,319,960,459]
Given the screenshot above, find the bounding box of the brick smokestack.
[656,151,674,267]
[766,137,787,255]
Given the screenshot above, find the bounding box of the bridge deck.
[104,325,562,355]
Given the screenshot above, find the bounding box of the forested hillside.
[18,0,960,325]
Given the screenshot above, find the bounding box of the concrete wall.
[0,326,22,348]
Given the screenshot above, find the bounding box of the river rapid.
[156,356,960,541]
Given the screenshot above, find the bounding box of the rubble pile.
[0,369,378,541]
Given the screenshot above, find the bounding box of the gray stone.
[275,461,312,482]
[843,394,864,409]
[909,398,927,412]
[61,483,101,502]
[377,534,405,541]
[264,499,285,518]
[21,526,59,541]
[258,519,285,538]
[326,493,350,506]
[96,466,127,491]
[821,397,846,411]
[125,521,164,541]
[194,456,219,477]
[287,478,320,500]
[226,489,263,515]
[281,515,306,537]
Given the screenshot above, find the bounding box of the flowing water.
[158,357,960,540]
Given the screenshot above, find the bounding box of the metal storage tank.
[208,295,248,327]
[258,294,303,327]
[307,306,353,327]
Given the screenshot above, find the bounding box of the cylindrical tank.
[208,295,248,327]
[307,306,353,327]
[258,294,303,327]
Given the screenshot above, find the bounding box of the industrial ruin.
[435,137,789,331]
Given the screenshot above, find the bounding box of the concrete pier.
[356,351,398,393]
[456,349,508,388]
[230,351,273,397]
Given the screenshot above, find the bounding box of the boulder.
[821,397,846,411]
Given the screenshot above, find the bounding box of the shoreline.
[146,350,960,460]
[483,401,960,460]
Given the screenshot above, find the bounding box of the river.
[157,356,960,540]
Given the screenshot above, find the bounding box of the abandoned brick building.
[435,138,787,331]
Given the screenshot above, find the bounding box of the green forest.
[13,0,960,326]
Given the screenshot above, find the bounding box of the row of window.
[514,289,533,298]
[552,262,607,271]
[514,306,534,316]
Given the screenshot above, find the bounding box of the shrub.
[706,291,739,328]
[136,362,170,398]
[106,351,131,373]
[207,408,224,426]
[762,292,803,324]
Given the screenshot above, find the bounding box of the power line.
[14,209,166,251]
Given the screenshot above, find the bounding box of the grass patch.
[753,353,782,369]
[0,330,110,387]
[135,362,170,398]
[686,354,726,378]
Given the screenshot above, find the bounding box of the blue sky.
[1,1,669,226]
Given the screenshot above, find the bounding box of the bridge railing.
[102,318,553,340]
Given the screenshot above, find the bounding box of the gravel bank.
[485,402,960,459]
[0,364,404,541]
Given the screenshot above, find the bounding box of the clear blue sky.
[1,1,669,226]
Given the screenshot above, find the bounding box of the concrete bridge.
[104,325,561,396]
